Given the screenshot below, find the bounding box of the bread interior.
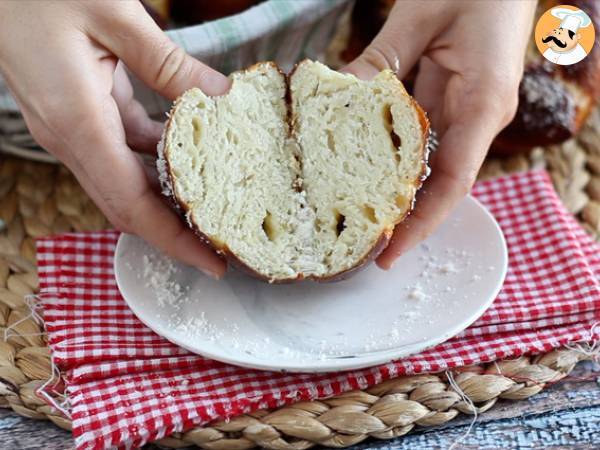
[162,61,425,280]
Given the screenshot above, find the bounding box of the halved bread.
[158,60,429,282]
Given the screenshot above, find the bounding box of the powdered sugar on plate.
[403,244,478,302]
[138,239,489,362]
[407,284,428,301]
[116,194,506,371]
[142,254,189,308]
[171,313,224,342]
[139,252,348,361]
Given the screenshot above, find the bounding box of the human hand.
[0,0,230,278]
[344,0,536,269]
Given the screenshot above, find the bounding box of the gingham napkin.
[36,170,600,450]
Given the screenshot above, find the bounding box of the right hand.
[343,0,534,269]
[0,0,230,278]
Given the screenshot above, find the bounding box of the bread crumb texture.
[160,60,429,281]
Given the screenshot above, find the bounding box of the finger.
[122,98,164,154]
[69,140,226,280]
[413,57,451,132]
[377,75,518,269]
[1,24,221,274]
[341,2,447,80]
[112,63,163,153]
[75,112,226,279]
[138,153,162,194]
[28,58,226,278]
[91,2,230,98]
[82,103,226,278]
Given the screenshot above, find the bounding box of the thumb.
[112,63,164,154]
[93,2,230,98]
[342,3,439,80]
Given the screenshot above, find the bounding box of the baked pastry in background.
[158,60,430,282]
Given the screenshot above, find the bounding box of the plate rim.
[114,194,508,373]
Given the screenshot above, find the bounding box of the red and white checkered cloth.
[36,170,600,450]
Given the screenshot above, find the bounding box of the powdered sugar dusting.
[171,313,225,342]
[131,213,497,365]
[407,284,428,301]
[518,69,574,134]
[401,243,478,313]
[142,254,188,308]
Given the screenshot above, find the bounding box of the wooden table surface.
[1,361,598,450]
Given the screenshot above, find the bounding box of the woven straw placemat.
[0,109,599,448]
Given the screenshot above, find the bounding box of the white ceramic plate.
[115,195,507,373]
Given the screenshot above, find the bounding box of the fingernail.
[343,62,380,81]
[382,261,394,271]
[376,259,393,271]
[203,73,231,96]
[199,267,222,280]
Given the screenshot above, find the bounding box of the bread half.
[158,60,430,282]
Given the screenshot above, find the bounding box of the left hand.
[0,0,231,279]
[344,0,536,269]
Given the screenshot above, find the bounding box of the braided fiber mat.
[0,109,599,448]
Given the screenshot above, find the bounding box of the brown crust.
[213,230,393,284]
[316,231,392,283]
[160,61,430,283]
